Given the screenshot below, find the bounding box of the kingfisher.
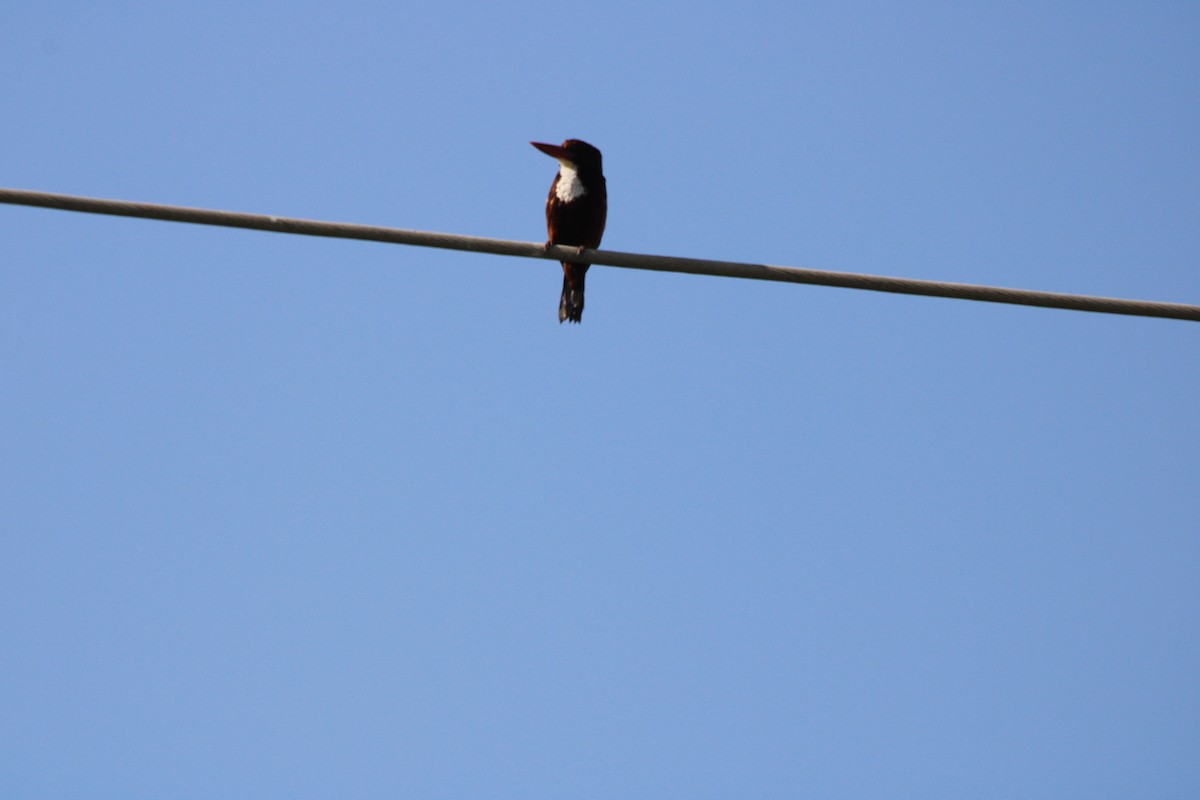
[530,139,607,323]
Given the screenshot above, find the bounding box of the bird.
[530,139,607,323]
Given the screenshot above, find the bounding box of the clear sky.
[3,2,1198,797]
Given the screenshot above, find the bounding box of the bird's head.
[531,139,603,173]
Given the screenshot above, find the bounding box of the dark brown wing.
[545,177,607,249]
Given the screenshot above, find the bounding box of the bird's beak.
[530,141,570,160]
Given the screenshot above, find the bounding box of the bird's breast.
[554,164,587,203]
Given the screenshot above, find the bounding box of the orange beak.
[530,141,570,160]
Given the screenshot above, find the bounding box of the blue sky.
[3,2,1198,797]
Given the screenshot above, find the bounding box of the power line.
[2,187,1196,323]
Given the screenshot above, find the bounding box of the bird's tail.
[558,263,587,324]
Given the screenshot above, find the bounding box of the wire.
[2,187,1196,322]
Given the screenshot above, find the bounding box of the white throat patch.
[555,162,587,202]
